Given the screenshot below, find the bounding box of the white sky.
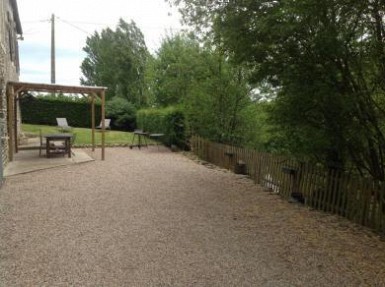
[17,0,184,85]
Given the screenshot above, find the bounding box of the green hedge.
[136,106,187,148]
[20,95,101,128]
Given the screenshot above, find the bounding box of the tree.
[152,34,207,106]
[143,54,157,107]
[172,0,385,179]
[81,19,149,106]
[184,52,253,145]
[152,33,254,145]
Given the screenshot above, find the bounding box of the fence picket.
[371,181,379,230]
[327,169,338,213]
[376,183,385,233]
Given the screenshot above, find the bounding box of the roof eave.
[10,0,22,35]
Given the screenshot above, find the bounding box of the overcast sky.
[17,0,184,85]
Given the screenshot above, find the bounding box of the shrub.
[105,97,137,131]
[136,106,187,148]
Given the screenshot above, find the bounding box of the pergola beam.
[8,81,107,94]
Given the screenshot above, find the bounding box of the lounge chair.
[56,118,72,132]
[96,119,111,130]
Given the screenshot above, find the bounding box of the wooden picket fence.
[191,136,385,234]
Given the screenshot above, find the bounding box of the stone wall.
[0,0,21,168]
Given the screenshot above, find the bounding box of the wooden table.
[44,133,73,158]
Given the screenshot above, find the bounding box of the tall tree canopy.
[151,34,205,106]
[80,19,149,106]
[150,33,254,145]
[172,0,385,179]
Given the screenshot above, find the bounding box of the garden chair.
[96,118,111,130]
[56,118,72,132]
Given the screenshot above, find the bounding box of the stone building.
[0,0,22,175]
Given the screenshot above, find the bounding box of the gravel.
[0,147,385,286]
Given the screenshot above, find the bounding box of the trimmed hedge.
[136,106,187,148]
[20,95,101,128]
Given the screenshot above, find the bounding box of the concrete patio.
[4,148,94,177]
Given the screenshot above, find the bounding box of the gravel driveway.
[0,147,385,286]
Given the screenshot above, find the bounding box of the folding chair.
[56,118,72,132]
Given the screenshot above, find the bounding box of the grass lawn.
[21,124,155,146]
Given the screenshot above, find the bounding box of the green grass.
[22,124,155,146]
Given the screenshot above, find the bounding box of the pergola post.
[101,90,105,160]
[91,93,95,152]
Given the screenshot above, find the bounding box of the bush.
[20,94,101,128]
[105,97,137,131]
[136,106,187,149]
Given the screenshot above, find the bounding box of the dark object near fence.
[171,144,178,152]
[282,166,304,204]
[290,192,305,204]
[282,166,297,175]
[234,160,247,175]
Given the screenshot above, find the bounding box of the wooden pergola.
[6,81,107,161]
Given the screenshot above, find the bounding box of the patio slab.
[4,149,94,177]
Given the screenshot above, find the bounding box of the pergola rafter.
[6,81,107,161]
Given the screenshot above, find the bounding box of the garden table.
[44,133,73,158]
[130,130,149,149]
